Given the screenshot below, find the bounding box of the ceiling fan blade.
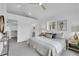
[41,4,46,10]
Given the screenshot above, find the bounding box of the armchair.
[0,32,9,56]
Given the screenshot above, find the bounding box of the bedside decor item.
[71,26,79,40]
[73,33,78,40]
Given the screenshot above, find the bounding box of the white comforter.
[29,36,66,56]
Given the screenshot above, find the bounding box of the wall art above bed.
[57,20,67,31]
[47,20,67,32]
[47,21,56,31]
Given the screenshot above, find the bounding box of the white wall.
[7,13,37,42]
[37,6,79,39]
[0,4,7,32]
[6,4,79,41]
[18,17,37,42]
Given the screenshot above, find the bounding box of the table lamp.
[72,26,79,40]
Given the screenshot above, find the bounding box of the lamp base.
[73,33,78,40]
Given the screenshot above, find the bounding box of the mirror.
[0,16,4,33]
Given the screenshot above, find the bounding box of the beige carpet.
[9,39,39,56]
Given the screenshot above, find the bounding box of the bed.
[29,36,66,56]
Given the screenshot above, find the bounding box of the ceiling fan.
[30,3,46,10]
[39,3,46,10]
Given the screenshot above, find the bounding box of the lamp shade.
[71,26,79,32]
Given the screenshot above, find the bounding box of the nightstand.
[67,38,79,52]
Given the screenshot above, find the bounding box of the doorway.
[7,19,17,42]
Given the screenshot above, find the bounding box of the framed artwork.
[57,20,67,31]
[47,21,56,31]
[51,21,56,30]
[0,16,4,33]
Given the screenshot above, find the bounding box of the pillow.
[52,34,56,38]
[43,32,63,39]
[45,33,56,39]
[55,33,63,39]
[45,33,52,39]
[39,32,46,36]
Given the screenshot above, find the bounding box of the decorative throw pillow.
[52,34,56,38]
[55,33,63,39]
[45,33,56,39]
[45,33,52,39]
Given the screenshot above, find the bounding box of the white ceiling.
[7,3,79,20]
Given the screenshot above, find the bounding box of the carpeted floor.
[61,49,79,56]
[9,38,39,56]
[8,38,79,56]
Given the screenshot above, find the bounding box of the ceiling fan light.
[41,5,46,10]
[39,3,42,6]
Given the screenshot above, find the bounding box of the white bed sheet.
[29,36,66,56]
